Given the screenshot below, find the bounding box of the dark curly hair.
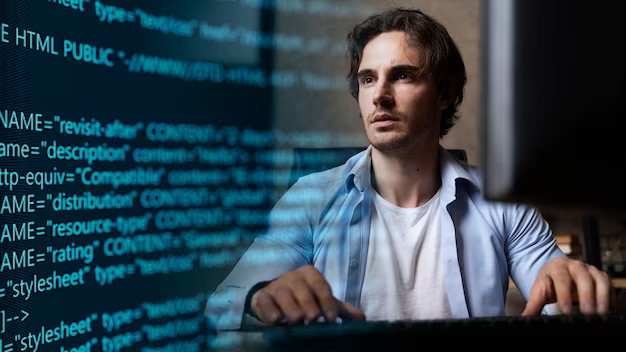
[346,8,467,138]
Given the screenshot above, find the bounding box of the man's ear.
[437,89,453,111]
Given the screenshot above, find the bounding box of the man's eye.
[397,73,411,80]
[362,77,374,84]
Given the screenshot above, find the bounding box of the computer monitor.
[0,1,374,350]
[482,0,626,210]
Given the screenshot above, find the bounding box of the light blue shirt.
[205,146,564,330]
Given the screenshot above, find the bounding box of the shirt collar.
[438,145,480,194]
[344,145,480,195]
[345,145,373,193]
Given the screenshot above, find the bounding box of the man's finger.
[337,301,366,321]
[522,275,555,316]
[303,272,337,322]
[551,268,575,315]
[273,287,305,323]
[254,290,283,324]
[521,297,543,316]
[569,261,595,315]
[291,278,322,323]
[586,264,612,314]
[522,274,552,316]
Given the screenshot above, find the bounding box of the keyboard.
[258,314,626,350]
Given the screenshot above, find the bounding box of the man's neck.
[371,141,441,208]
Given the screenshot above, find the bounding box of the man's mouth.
[371,113,398,127]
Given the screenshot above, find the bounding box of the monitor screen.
[0,1,372,350]
[482,0,626,211]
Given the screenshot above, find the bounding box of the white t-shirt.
[359,188,453,321]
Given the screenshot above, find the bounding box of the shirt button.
[350,261,358,268]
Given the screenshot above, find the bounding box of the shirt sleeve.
[504,204,566,315]
[204,179,319,330]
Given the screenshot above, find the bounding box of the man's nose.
[373,79,393,107]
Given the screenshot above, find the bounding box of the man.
[206,8,615,329]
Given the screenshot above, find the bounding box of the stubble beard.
[365,111,433,155]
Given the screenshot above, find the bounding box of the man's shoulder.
[292,149,367,191]
[295,165,347,188]
[448,156,546,238]
[442,153,513,214]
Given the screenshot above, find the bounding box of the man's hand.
[522,257,616,316]
[250,265,366,325]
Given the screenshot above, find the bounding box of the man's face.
[357,31,446,153]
